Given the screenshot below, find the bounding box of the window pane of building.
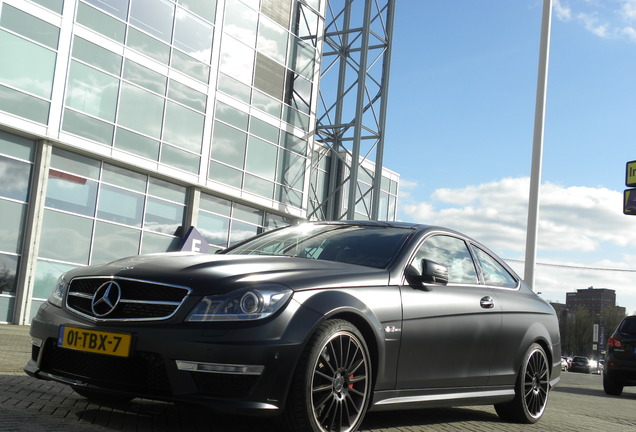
[0,5,59,49]
[102,164,147,193]
[39,210,93,264]
[210,122,247,168]
[249,117,279,143]
[219,37,254,84]
[208,162,242,188]
[130,0,174,43]
[0,85,49,123]
[163,101,204,153]
[229,220,259,245]
[171,49,210,82]
[233,203,262,225]
[148,177,186,203]
[0,30,56,99]
[217,73,251,103]
[244,174,274,199]
[257,15,287,64]
[0,156,30,201]
[215,102,248,130]
[91,221,141,264]
[127,27,170,64]
[123,59,167,95]
[66,60,119,122]
[76,2,127,42]
[174,9,213,63]
[141,231,179,254]
[144,197,184,235]
[224,1,257,47]
[46,169,98,216]
[168,80,206,112]
[72,37,122,75]
[114,128,160,160]
[160,144,200,174]
[180,0,217,22]
[118,82,164,138]
[62,109,115,145]
[199,193,231,215]
[0,131,34,161]
[97,184,144,226]
[0,254,18,294]
[0,200,25,254]
[245,136,276,179]
[197,211,230,246]
[83,0,130,20]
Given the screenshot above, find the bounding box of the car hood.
[65,252,390,294]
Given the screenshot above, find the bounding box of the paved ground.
[0,325,30,374]
[2,325,636,431]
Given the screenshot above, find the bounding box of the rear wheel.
[281,319,371,432]
[495,343,550,424]
[603,374,624,396]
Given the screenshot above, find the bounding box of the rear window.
[618,317,636,335]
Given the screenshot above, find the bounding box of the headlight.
[48,273,68,307]
[187,285,292,322]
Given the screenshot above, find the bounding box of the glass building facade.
[0,0,398,324]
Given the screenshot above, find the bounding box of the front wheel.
[495,343,550,424]
[281,319,372,432]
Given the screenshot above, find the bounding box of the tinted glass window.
[413,235,478,284]
[226,224,411,269]
[619,318,636,335]
[473,247,517,288]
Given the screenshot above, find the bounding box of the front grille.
[66,276,190,321]
[40,339,171,395]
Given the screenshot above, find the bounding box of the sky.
[383,0,636,314]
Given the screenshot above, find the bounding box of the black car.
[569,356,591,374]
[25,221,561,431]
[604,315,636,395]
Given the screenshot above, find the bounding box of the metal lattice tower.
[308,0,395,221]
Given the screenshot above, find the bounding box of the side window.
[413,235,478,284]
[473,247,518,288]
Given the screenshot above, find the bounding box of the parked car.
[604,315,636,395]
[569,356,591,373]
[24,221,562,431]
[561,357,569,371]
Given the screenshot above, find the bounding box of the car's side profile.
[25,221,561,432]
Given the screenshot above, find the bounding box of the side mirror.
[420,259,449,285]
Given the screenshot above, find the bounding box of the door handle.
[480,296,495,309]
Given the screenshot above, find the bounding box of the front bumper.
[25,302,316,415]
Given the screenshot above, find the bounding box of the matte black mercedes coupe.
[25,221,561,432]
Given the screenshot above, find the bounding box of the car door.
[396,234,501,389]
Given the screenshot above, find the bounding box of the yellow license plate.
[58,326,132,357]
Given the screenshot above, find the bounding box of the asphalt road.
[2,325,636,431]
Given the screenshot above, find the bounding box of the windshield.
[224,224,412,269]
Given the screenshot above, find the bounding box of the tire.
[494,343,550,424]
[603,374,624,396]
[281,319,372,432]
[72,386,134,404]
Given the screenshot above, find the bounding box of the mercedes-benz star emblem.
[91,281,122,317]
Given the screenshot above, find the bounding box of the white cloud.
[398,177,636,313]
[554,0,636,42]
[401,177,636,253]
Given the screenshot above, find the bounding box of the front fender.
[289,286,403,391]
